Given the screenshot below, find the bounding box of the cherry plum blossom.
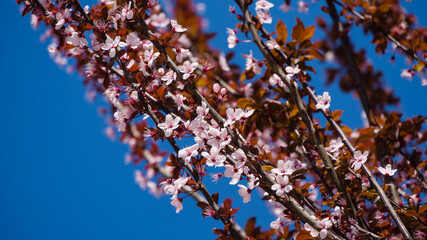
[255,0,274,11]
[101,35,126,58]
[178,60,198,79]
[378,164,397,177]
[201,147,226,167]
[271,175,292,196]
[315,92,331,111]
[171,20,187,32]
[178,144,199,165]
[55,8,71,30]
[351,150,369,171]
[158,114,181,137]
[238,184,251,203]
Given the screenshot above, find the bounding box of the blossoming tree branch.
[18,0,426,239]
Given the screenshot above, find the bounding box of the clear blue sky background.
[1,0,425,239]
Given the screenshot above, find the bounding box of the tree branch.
[302,83,413,240]
[325,0,375,126]
[233,0,362,230]
[67,2,247,238]
[137,11,344,240]
[332,0,426,66]
[115,58,248,240]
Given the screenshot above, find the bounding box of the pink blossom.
[401,68,415,80]
[318,218,333,239]
[266,40,280,50]
[255,0,274,11]
[211,173,223,183]
[229,5,236,13]
[280,3,292,12]
[271,175,292,196]
[173,48,191,63]
[178,144,199,165]
[410,194,421,206]
[378,164,397,177]
[101,35,126,58]
[304,221,320,238]
[140,40,154,51]
[143,47,160,67]
[238,184,251,203]
[148,13,170,28]
[225,108,243,126]
[189,118,209,140]
[244,50,263,74]
[104,84,120,106]
[256,10,272,24]
[304,217,331,239]
[202,147,226,167]
[227,28,238,48]
[271,159,295,176]
[270,217,282,230]
[31,14,39,29]
[298,0,309,14]
[196,102,210,117]
[171,19,187,32]
[90,34,102,51]
[285,65,300,77]
[247,173,259,190]
[126,32,141,49]
[138,57,149,76]
[212,83,221,93]
[207,127,231,149]
[242,109,254,119]
[269,74,290,92]
[171,197,183,213]
[114,109,127,132]
[351,150,369,171]
[121,2,133,21]
[161,177,188,197]
[161,70,176,85]
[414,229,426,240]
[362,177,370,191]
[66,32,88,47]
[147,181,163,199]
[218,52,231,71]
[224,163,244,185]
[174,94,185,111]
[158,114,181,137]
[104,126,116,141]
[262,145,271,153]
[331,206,342,225]
[315,92,331,111]
[135,170,149,190]
[178,60,198,79]
[55,8,71,30]
[231,149,247,164]
[325,137,343,157]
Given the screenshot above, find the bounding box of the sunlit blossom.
[378,164,397,177]
[351,150,369,171]
[158,114,181,137]
[315,92,331,111]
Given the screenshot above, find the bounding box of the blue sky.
[1,0,425,239]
